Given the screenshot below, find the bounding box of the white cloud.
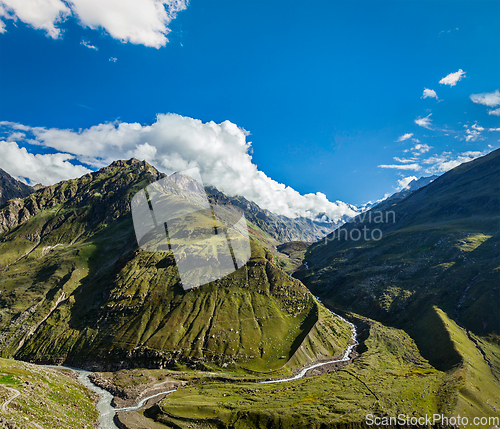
[462,123,484,142]
[411,143,431,155]
[489,128,500,132]
[0,115,359,221]
[439,69,466,87]
[397,176,417,190]
[396,133,413,142]
[378,163,421,171]
[6,131,25,142]
[415,114,433,130]
[0,0,70,38]
[81,39,98,50]
[422,150,487,174]
[488,107,500,116]
[470,89,500,107]
[422,88,438,99]
[393,157,417,163]
[464,128,481,142]
[0,0,188,48]
[109,57,117,62]
[0,140,91,184]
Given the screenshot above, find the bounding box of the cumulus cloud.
[415,114,433,130]
[470,89,500,107]
[382,147,494,178]
[464,129,480,142]
[0,0,70,38]
[397,176,417,190]
[462,123,484,142]
[0,115,358,221]
[422,88,438,99]
[0,0,188,47]
[6,131,25,142]
[488,107,500,116]
[396,133,413,142]
[0,140,91,184]
[109,57,117,62]
[439,69,466,87]
[378,163,421,171]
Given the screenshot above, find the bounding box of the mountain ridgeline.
[0,159,352,372]
[0,153,498,428]
[296,149,500,416]
[0,168,34,207]
[299,148,500,342]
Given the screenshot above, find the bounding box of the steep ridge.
[296,149,500,416]
[0,159,352,372]
[0,168,33,207]
[299,148,500,340]
[206,186,336,242]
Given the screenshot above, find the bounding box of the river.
[44,365,118,429]
[42,301,358,426]
[260,302,358,384]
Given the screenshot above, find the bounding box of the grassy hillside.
[102,311,500,429]
[298,149,499,337]
[295,149,500,417]
[133,315,461,428]
[0,159,351,373]
[0,358,98,429]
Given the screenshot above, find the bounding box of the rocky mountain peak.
[0,168,34,206]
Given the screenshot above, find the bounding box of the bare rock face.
[0,169,33,207]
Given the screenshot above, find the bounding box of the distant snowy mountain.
[404,175,439,192]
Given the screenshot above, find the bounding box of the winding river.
[43,302,358,427]
[44,365,119,429]
[260,303,359,384]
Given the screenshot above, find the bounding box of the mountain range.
[0,159,352,373]
[0,152,498,428]
[296,148,500,419]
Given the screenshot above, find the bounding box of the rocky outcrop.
[0,169,33,207]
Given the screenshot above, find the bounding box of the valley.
[0,152,498,428]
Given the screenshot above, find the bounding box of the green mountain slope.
[0,159,351,373]
[296,149,500,416]
[0,358,98,428]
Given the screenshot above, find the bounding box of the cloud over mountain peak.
[0,114,358,221]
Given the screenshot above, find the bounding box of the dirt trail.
[1,385,20,413]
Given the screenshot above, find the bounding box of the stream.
[41,301,358,427]
[44,365,118,429]
[260,302,358,384]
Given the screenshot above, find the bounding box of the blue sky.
[0,0,499,219]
